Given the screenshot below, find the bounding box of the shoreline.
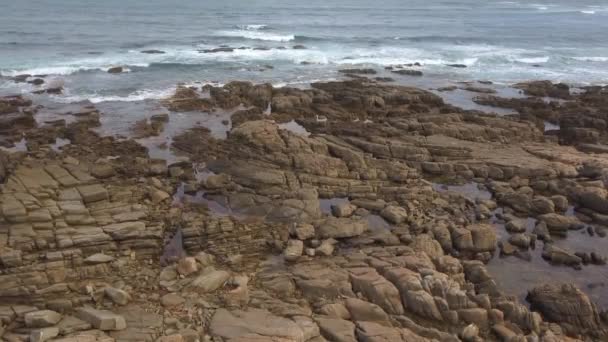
[0,76,607,341]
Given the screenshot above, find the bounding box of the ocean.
[1,0,608,104]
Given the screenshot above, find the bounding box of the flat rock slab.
[210,308,305,342]
[25,310,62,328]
[75,307,126,331]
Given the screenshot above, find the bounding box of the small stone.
[305,248,316,257]
[293,224,315,240]
[84,253,114,264]
[194,252,215,266]
[316,239,336,256]
[91,164,115,179]
[284,239,304,261]
[104,287,130,306]
[461,324,479,342]
[169,167,184,178]
[177,257,198,276]
[25,310,62,328]
[150,189,171,204]
[63,156,79,165]
[331,202,357,218]
[75,307,126,331]
[161,293,185,307]
[190,269,230,292]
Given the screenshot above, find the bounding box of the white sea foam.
[215,30,295,42]
[53,87,177,104]
[236,24,269,30]
[572,56,608,62]
[514,57,549,63]
[580,10,595,14]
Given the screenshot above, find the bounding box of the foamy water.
[1,0,607,103]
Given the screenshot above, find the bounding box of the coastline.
[1,74,608,341]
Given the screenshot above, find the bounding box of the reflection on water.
[319,197,349,214]
[0,137,27,153]
[278,119,311,137]
[432,182,492,201]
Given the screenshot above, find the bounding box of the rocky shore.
[1,77,607,341]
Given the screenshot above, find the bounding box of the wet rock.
[75,307,126,331]
[339,68,377,75]
[332,202,357,218]
[202,47,234,53]
[141,49,166,54]
[527,283,601,330]
[541,244,581,267]
[392,69,423,76]
[538,214,578,235]
[506,219,527,233]
[107,66,124,74]
[460,324,479,341]
[25,310,62,328]
[508,234,531,249]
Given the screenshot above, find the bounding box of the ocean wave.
[52,87,177,104]
[580,10,595,14]
[235,24,269,31]
[214,30,295,42]
[0,63,151,77]
[513,57,549,63]
[572,56,608,62]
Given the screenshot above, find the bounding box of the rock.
[285,239,304,261]
[532,197,555,214]
[150,189,171,204]
[551,195,569,212]
[141,50,166,54]
[30,327,59,342]
[332,202,357,217]
[316,217,368,239]
[77,184,108,203]
[177,257,198,276]
[506,220,526,233]
[157,334,183,342]
[315,317,356,342]
[350,268,405,315]
[392,69,423,76]
[470,224,497,252]
[461,324,479,341]
[25,310,62,328]
[538,213,578,234]
[161,293,185,307]
[293,223,315,240]
[542,244,581,267]
[107,67,124,74]
[527,283,601,330]
[380,205,408,224]
[104,287,130,305]
[316,239,336,256]
[458,308,488,327]
[339,68,377,75]
[210,308,305,341]
[84,253,114,264]
[508,234,530,249]
[345,298,390,325]
[190,269,230,292]
[75,307,126,331]
[500,241,517,256]
[91,164,115,179]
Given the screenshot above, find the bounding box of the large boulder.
[527,284,601,330]
[316,217,368,239]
